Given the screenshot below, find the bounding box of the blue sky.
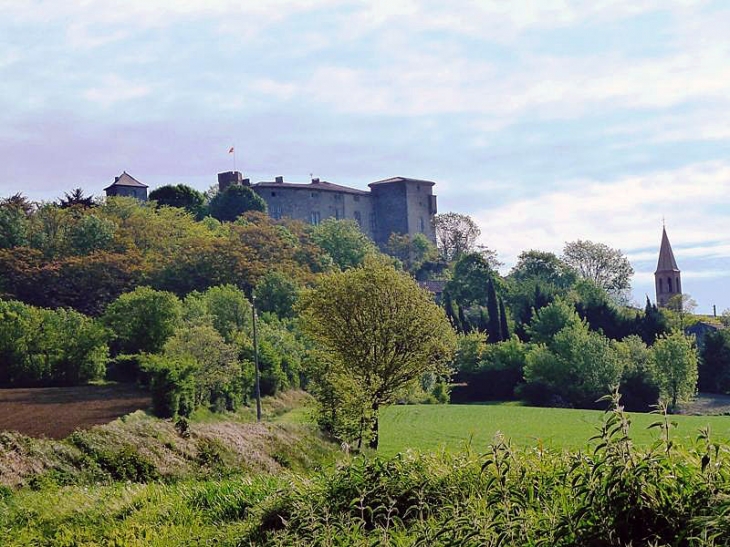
[1,0,729,313]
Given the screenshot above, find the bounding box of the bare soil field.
[0,384,150,439]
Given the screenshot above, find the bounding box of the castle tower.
[655,226,681,307]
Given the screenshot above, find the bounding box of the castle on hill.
[104,170,438,248]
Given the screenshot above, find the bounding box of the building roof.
[656,226,680,273]
[252,179,370,196]
[104,171,148,191]
[368,176,436,187]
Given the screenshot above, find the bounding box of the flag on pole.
[228,146,235,154]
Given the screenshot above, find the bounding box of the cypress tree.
[499,297,510,341]
[458,304,470,333]
[487,278,501,343]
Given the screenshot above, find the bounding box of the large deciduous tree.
[434,212,481,262]
[208,185,266,222]
[310,218,376,270]
[652,331,698,411]
[562,240,634,301]
[298,258,457,449]
[149,184,206,218]
[102,286,183,355]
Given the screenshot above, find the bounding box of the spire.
[655,226,679,273]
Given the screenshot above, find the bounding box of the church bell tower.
[654,226,681,307]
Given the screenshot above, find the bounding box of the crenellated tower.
[654,226,681,307]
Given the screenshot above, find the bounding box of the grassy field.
[378,403,730,457]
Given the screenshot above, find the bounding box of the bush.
[0,299,108,387]
[142,355,196,418]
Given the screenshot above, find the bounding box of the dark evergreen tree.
[499,297,510,341]
[443,295,461,332]
[638,296,669,345]
[58,188,94,209]
[487,278,501,343]
[458,303,470,333]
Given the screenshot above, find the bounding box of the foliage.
[102,286,183,355]
[66,214,116,255]
[149,184,206,218]
[299,258,457,448]
[614,334,659,411]
[0,300,108,387]
[562,239,634,301]
[452,335,528,402]
[523,321,624,408]
[58,188,95,209]
[208,185,266,221]
[310,218,376,270]
[433,211,481,262]
[254,270,300,318]
[162,325,242,412]
[510,249,577,288]
[698,329,730,393]
[444,252,498,308]
[385,232,438,274]
[526,299,583,345]
[652,331,698,411]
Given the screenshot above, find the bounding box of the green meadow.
[378,403,730,457]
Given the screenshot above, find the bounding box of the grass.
[378,403,730,457]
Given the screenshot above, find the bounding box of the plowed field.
[0,384,150,439]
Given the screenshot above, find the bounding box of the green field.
[379,403,730,457]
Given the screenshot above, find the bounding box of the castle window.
[353,211,362,226]
[419,217,425,232]
[370,212,376,232]
[271,192,277,197]
[311,191,320,198]
[354,195,360,202]
[310,211,321,225]
[334,193,343,201]
[668,277,672,292]
[659,278,664,293]
[271,205,282,220]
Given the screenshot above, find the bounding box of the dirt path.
[679,393,730,416]
[0,384,150,439]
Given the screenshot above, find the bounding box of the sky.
[1,0,729,313]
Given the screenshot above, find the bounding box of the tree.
[385,232,438,274]
[298,258,457,449]
[58,188,94,209]
[434,212,481,262]
[208,185,266,222]
[310,218,376,270]
[486,278,501,343]
[510,250,577,289]
[254,270,300,318]
[523,321,624,408]
[0,203,29,248]
[149,184,206,218]
[444,253,497,308]
[698,330,730,393]
[526,299,583,345]
[652,331,698,411]
[102,287,182,355]
[665,294,698,329]
[562,240,634,301]
[67,214,116,255]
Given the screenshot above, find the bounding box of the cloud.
[83,75,152,107]
[470,161,730,267]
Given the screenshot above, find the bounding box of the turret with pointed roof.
[655,226,681,307]
[104,171,148,201]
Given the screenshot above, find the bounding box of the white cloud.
[470,161,730,268]
[83,75,151,107]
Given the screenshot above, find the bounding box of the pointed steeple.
[655,226,679,273]
[654,226,681,307]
